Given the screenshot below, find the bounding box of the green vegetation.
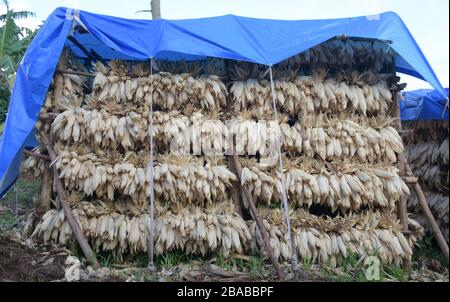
[0,0,37,123]
[0,210,16,235]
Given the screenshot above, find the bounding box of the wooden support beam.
[402,158,449,263]
[39,112,59,120]
[57,68,95,78]
[36,164,52,219]
[230,153,285,280]
[401,176,418,184]
[397,129,414,135]
[23,149,50,161]
[38,131,99,268]
[67,36,100,61]
[228,157,244,218]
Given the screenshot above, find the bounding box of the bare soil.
[0,237,66,282]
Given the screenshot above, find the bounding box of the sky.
[2,0,449,91]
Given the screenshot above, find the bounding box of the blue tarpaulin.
[401,88,449,121]
[0,7,447,196]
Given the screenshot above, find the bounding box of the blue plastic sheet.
[401,88,449,121]
[0,7,447,196]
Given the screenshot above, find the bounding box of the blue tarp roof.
[401,88,449,121]
[0,7,447,196]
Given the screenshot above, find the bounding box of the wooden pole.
[230,152,285,280]
[38,131,99,268]
[39,112,59,120]
[23,149,50,161]
[402,158,449,263]
[151,0,161,19]
[36,164,53,219]
[228,157,244,217]
[57,69,94,78]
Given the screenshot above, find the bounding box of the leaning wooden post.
[402,158,449,262]
[38,131,99,268]
[230,151,285,280]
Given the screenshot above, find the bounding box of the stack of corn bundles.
[227,38,422,266]
[29,55,252,258]
[27,39,423,267]
[403,120,449,242]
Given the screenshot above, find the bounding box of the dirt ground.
[0,237,66,282]
[0,237,125,282]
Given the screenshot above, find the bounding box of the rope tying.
[147,58,156,272]
[268,65,300,276]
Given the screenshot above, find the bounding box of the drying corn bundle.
[231,112,404,161]
[239,157,410,211]
[32,199,251,258]
[405,139,449,190]
[408,192,449,242]
[230,71,393,116]
[50,105,229,152]
[51,144,236,205]
[92,61,227,110]
[21,147,46,177]
[277,39,396,73]
[403,120,449,242]
[228,40,395,80]
[249,208,423,266]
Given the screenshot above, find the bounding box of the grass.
[214,252,267,280]
[0,177,40,237]
[0,211,16,235]
[0,177,41,210]
[317,251,409,282]
[413,237,448,267]
[301,257,312,272]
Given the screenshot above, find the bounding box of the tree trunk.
[151,0,161,19]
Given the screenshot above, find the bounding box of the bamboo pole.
[230,152,285,280]
[38,131,99,268]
